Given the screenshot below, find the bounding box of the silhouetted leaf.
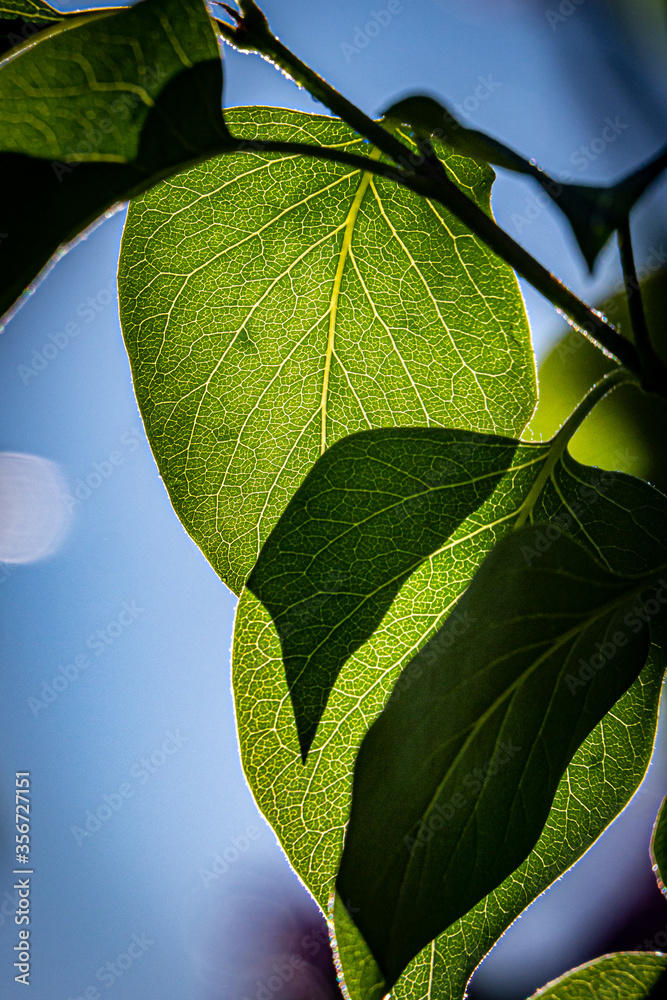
[0,0,231,325]
[337,527,664,987]
[385,93,667,269]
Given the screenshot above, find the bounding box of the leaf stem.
[514,367,637,529]
[226,137,414,184]
[216,2,644,381]
[617,218,667,393]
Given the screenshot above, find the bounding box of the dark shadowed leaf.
[0,0,231,325]
[0,0,59,20]
[384,93,667,270]
[233,395,667,997]
[247,428,520,759]
[234,429,667,1000]
[337,527,665,987]
[528,953,667,1000]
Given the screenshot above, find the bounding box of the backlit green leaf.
[232,437,667,1000]
[528,953,667,1000]
[650,794,667,896]
[247,428,520,759]
[0,0,231,325]
[119,107,535,596]
[337,526,663,987]
[332,892,385,1000]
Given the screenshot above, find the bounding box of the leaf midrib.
[321,149,381,453]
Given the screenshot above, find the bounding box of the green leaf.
[0,0,59,22]
[650,794,667,896]
[119,107,535,596]
[527,953,667,1000]
[384,93,667,270]
[332,892,386,1000]
[232,439,667,1000]
[394,658,664,1000]
[0,0,231,325]
[246,428,521,759]
[336,525,663,988]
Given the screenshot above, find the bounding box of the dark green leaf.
[528,953,667,1000]
[0,0,59,21]
[337,526,664,988]
[384,93,667,270]
[0,0,231,326]
[120,108,535,596]
[247,428,520,760]
[651,794,667,896]
[233,436,667,999]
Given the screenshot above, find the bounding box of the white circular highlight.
[0,452,72,563]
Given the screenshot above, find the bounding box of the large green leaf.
[119,107,536,596]
[246,428,520,759]
[527,953,667,1000]
[0,0,231,325]
[337,526,663,988]
[232,439,667,1000]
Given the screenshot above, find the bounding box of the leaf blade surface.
[527,953,667,1000]
[336,526,661,987]
[119,108,536,595]
[232,436,667,1000]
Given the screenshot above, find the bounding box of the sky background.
[1,1,667,999]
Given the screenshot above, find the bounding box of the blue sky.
[1,2,667,998]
